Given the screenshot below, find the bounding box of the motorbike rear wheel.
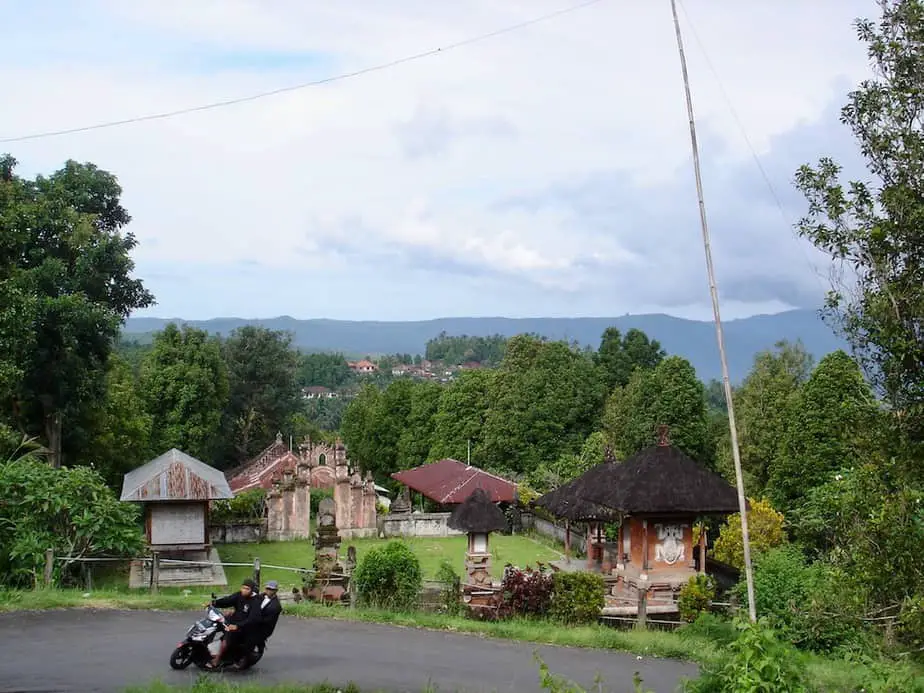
[169,644,193,670]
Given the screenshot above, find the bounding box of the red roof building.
[391,459,517,505]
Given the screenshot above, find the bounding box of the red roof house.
[391,459,517,505]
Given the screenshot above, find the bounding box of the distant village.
[301,357,486,400]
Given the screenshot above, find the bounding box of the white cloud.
[1,0,875,319]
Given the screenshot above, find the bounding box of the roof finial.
[656,424,670,447]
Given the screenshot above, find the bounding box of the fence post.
[43,549,54,589]
[151,552,160,594]
[253,558,261,590]
[349,569,357,610]
[637,586,648,629]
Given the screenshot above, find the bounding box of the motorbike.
[169,593,266,671]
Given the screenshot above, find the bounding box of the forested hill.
[123,308,847,383]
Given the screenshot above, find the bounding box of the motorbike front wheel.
[169,644,193,670]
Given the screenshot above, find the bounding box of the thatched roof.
[447,488,508,533]
[576,443,741,515]
[532,464,624,522]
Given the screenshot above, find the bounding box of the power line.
[0,0,605,144]
[675,0,830,295]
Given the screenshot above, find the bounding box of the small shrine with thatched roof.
[448,487,509,587]
[534,426,742,615]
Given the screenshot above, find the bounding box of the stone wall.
[520,512,587,553]
[210,522,265,544]
[379,512,465,538]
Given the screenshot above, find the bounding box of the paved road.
[0,610,697,692]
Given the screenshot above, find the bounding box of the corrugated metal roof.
[120,448,233,502]
[391,459,517,504]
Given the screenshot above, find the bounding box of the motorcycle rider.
[206,578,261,669]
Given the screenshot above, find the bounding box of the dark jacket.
[213,592,261,630]
[256,594,283,640]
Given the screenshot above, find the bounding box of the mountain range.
[122,309,848,384]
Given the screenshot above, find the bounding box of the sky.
[2,0,878,321]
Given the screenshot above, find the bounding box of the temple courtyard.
[218,534,563,588]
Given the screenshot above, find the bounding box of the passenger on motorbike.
[205,578,261,669]
[254,580,283,645]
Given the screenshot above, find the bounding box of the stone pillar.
[267,479,283,540]
[294,461,311,539]
[586,523,595,571]
[641,519,649,580]
[281,470,295,540]
[363,471,377,530]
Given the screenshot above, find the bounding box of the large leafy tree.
[428,369,495,463]
[715,340,814,493]
[221,326,301,464]
[595,327,665,393]
[85,355,153,486]
[396,380,443,470]
[602,355,710,462]
[479,335,604,476]
[0,156,153,466]
[766,350,882,515]
[339,383,382,474]
[794,0,924,453]
[139,323,229,463]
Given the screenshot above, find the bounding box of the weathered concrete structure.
[120,448,232,587]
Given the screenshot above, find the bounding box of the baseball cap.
[265,580,279,590]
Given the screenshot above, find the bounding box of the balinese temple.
[534,426,741,615]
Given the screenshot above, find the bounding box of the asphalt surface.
[0,610,698,692]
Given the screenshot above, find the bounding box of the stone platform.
[129,548,228,588]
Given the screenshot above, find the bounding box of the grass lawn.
[217,534,563,588]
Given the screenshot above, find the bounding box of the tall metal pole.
[669,0,756,622]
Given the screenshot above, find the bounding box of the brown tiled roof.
[391,458,517,504]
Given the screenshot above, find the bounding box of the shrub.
[210,488,266,524]
[712,498,785,571]
[679,612,737,647]
[683,618,811,693]
[678,574,716,623]
[734,545,869,654]
[353,540,422,611]
[434,559,463,616]
[897,594,924,657]
[549,572,605,624]
[498,564,553,619]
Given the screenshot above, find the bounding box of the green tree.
[425,332,507,365]
[428,369,495,462]
[793,0,924,451]
[0,156,154,466]
[713,498,787,571]
[139,324,229,462]
[715,340,813,493]
[602,355,709,462]
[396,380,443,470]
[766,350,881,514]
[296,352,353,389]
[595,327,665,393]
[85,355,153,486]
[479,335,604,476]
[221,326,301,464]
[339,383,382,474]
